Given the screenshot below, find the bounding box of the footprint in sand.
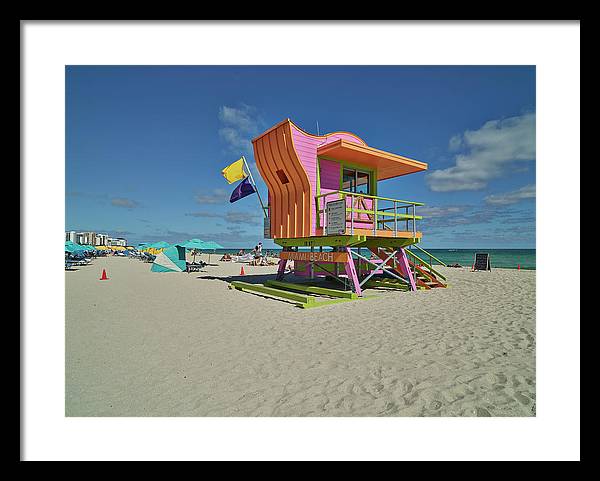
[514,392,532,406]
[484,372,507,386]
[394,381,413,397]
[471,407,491,417]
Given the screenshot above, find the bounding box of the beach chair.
[67,254,88,266]
[186,260,206,273]
[142,253,156,263]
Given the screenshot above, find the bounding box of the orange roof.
[317,139,427,181]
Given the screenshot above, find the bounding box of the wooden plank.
[230,281,315,305]
[279,250,349,263]
[364,279,410,290]
[275,235,366,247]
[265,280,358,299]
[344,228,422,238]
[404,249,447,281]
[299,297,369,308]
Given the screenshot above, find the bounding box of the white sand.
[66,255,535,417]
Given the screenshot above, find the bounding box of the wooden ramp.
[229,280,366,308]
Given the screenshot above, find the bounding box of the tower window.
[342,168,370,194]
[276,169,289,184]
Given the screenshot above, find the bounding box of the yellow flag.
[221,158,247,184]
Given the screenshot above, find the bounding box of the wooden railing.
[315,190,423,237]
[404,248,447,281]
[409,244,447,267]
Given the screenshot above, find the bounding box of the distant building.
[77,232,95,245]
[95,233,108,246]
[65,231,109,246]
[108,237,127,247]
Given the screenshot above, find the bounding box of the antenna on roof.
[316,120,320,136]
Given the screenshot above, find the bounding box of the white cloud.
[194,188,230,204]
[185,210,261,225]
[218,127,253,155]
[224,211,262,225]
[418,205,468,218]
[111,197,139,208]
[485,184,536,206]
[218,105,258,133]
[427,113,536,192]
[218,104,263,155]
[448,134,462,152]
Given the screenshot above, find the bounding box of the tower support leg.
[395,248,417,291]
[276,258,288,281]
[343,247,363,297]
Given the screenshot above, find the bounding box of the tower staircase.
[368,245,448,290]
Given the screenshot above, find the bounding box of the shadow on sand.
[196,273,276,285]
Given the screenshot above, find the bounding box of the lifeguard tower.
[231,118,447,307]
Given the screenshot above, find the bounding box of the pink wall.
[319,158,340,191]
[290,124,365,235]
[318,158,340,228]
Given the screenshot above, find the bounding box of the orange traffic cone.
[240,266,245,276]
[100,269,109,280]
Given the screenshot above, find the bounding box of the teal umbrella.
[65,241,88,254]
[151,245,187,273]
[151,241,171,250]
[178,238,206,263]
[179,238,206,249]
[200,241,223,263]
[201,241,223,250]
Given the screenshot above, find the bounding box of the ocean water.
[411,249,536,270]
[213,248,536,270]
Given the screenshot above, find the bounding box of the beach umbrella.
[138,241,167,255]
[152,241,171,249]
[146,241,171,255]
[179,238,206,263]
[65,242,88,256]
[200,241,223,263]
[179,238,206,249]
[150,245,187,272]
[199,241,223,251]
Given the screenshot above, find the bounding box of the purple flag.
[229,177,256,203]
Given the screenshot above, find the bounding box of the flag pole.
[241,155,268,219]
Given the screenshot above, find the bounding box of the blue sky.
[66,66,535,249]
